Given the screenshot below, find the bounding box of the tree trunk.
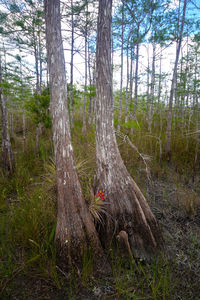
[117,2,124,131]
[125,32,130,124]
[165,0,187,159]
[33,27,42,153]
[82,4,88,134]
[157,47,162,107]
[193,49,199,181]
[129,45,134,119]
[96,0,162,259]
[44,0,103,264]
[0,55,15,175]
[146,44,150,114]
[88,42,93,125]
[19,51,26,152]
[39,31,43,93]
[70,0,74,128]
[148,42,156,133]
[132,23,140,121]
[33,26,40,94]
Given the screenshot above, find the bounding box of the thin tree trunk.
[33,28,41,153]
[125,32,130,124]
[82,5,88,134]
[19,53,26,152]
[118,2,124,131]
[0,55,15,174]
[146,44,150,114]
[70,0,74,128]
[165,0,187,159]
[132,23,140,120]
[157,47,162,107]
[174,0,181,116]
[148,42,156,133]
[92,62,96,124]
[96,0,163,259]
[129,45,134,119]
[193,49,199,181]
[33,27,40,94]
[44,0,103,264]
[88,42,93,125]
[39,31,43,92]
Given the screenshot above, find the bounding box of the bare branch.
[115,130,152,183]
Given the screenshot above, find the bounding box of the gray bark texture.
[96,0,163,259]
[44,0,103,264]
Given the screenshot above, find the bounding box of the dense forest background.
[0,0,200,299]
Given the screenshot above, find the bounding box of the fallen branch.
[115,130,152,184]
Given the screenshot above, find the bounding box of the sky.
[0,0,199,97]
[62,0,200,98]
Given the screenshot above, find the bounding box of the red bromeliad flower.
[97,189,105,200]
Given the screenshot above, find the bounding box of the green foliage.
[111,253,174,299]
[13,20,25,29]
[25,88,51,128]
[121,120,141,130]
[0,12,8,24]
[67,83,82,110]
[85,84,96,98]
[9,4,21,13]
[0,132,57,295]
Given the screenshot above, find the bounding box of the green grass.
[0,109,200,299]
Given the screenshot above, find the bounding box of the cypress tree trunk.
[44,0,103,264]
[96,0,162,258]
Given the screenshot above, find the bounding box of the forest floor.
[1,124,200,300]
[2,175,200,300]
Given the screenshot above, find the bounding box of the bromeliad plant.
[89,189,109,224]
[98,189,105,200]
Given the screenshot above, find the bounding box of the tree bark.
[44,0,103,264]
[96,0,162,258]
[0,55,15,175]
